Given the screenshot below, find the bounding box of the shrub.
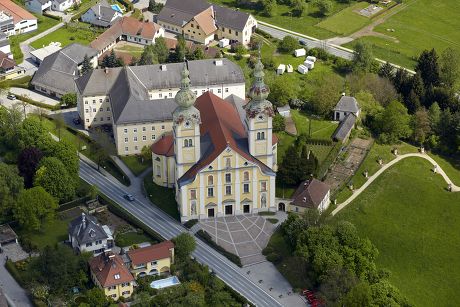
[266,252,282,264]
[262,246,274,255]
[273,114,286,132]
[278,36,299,54]
[183,219,198,229]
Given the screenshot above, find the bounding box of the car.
[73,118,81,125]
[7,94,16,100]
[123,194,135,201]
[299,39,307,46]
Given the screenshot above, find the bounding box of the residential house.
[0,0,37,35]
[51,0,79,12]
[332,95,360,142]
[25,0,52,14]
[31,43,98,98]
[68,213,112,255]
[151,59,277,222]
[157,0,256,46]
[29,43,61,65]
[127,241,174,277]
[289,178,331,213]
[0,32,10,55]
[81,0,122,28]
[90,16,164,57]
[75,58,245,156]
[0,51,22,80]
[0,224,18,248]
[89,251,135,300]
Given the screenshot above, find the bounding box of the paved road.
[79,160,291,307]
[0,256,32,307]
[332,153,460,216]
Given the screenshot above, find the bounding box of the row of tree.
[279,213,411,306]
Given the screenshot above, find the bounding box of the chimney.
[160,64,167,71]
[214,59,223,66]
[81,213,86,229]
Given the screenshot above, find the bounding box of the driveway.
[9,88,60,107]
[0,255,32,307]
[198,214,278,266]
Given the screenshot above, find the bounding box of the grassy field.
[210,0,353,39]
[16,217,70,250]
[334,158,460,307]
[115,44,144,57]
[316,1,370,35]
[344,0,460,69]
[30,23,101,49]
[143,175,180,221]
[120,155,151,176]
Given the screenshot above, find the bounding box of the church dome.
[174,64,196,108]
[248,59,270,101]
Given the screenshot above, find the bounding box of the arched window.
[225,158,231,168]
[184,139,189,147]
[207,175,213,186]
[257,132,261,140]
[188,138,193,147]
[243,171,249,181]
[261,132,265,140]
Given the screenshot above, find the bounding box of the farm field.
[344,0,460,69]
[316,1,370,36]
[335,157,460,307]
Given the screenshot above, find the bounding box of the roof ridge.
[59,50,78,64]
[127,65,148,90]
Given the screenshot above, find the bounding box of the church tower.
[172,63,201,179]
[246,58,274,168]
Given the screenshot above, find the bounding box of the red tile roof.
[0,0,36,23]
[291,179,330,209]
[89,252,134,287]
[177,92,275,187]
[0,51,15,70]
[191,7,217,36]
[151,133,174,157]
[127,241,174,266]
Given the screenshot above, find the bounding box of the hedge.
[116,0,133,11]
[184,219,198,229]
[5,260,26,287]
[10,92,60,111]
[196,230,242,267]
[58,196,90,212]
[0,75,31,88]
[43,12,61,21]
[255,28,273,39]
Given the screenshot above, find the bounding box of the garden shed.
[298,64,308,74]
[294,48,306,57]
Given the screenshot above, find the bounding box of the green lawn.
[334,158,460,307]
[115,44,144,57]
[428,152,460,186]
[120,155,151,176]
[30,23,101,49]
[316,2,370,36]
[344,0,460,69]
[16,217,70,250]
[209,0,353,39]
[115,231,155,247]
[143,175,180,221]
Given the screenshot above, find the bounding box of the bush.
[273,114,286,132]
[261,56,275,69]
[255,28,273,39]
[183,219,198,229]
[5,260,26,287]
[196,230,242,267]
[308,48,329,60]
[262,246,274,256]
[266,252,282,264]
[278,36,299,54]
[43,12,61,21]
[12,93,60,111]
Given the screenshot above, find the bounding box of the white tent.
[277,64,286,75]
[304,60,315,69]
[306,56,317,62]
[286,64,293,73]
[294,48,306,57]
[219,38,230,48]
[298,64,308,74]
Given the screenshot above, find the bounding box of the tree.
[347,73,398,107]
[428,102,441,134]
[277,35,299,54]
[273,114,285,132]
[411,108,431,145]
[415,49,440,88]
[19,116,46,149]
[408,73,425,110]
[17,147,43,188]
[91,130,116,171]
[0,104,23,151]
[192,47,206,60]
[439,47,460,89]
[14,187,57,231]
[174,35,187,62]
[148,0,163,13]
[378,62,394,80]
[299,145,317,180]
[261,0,276,17]
[54,112,65,141]
[354,90,383,127]
[277,144,301,186]
[392,68,412,99]
[34,157,75,202]
[268,78,297,106]
[305,72,343,117]
[315,0,333,16]
[85,288,109,307]
[140,145,151,163]
[292,0,307,17]
[152,37,169,63]
[0,162,24,219]
[373,100,412,144]
[139,45,156,66]
[352,41,374,72]
[60,92,77,107]
[102,50,118,68]
[173,233,196,260]
[81,55,93,76]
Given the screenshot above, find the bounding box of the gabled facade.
[157,0,256,46]
[0,0,37,36]
[127,241,175,278]
[25,0,52,14]
[152,59,277,222]
[68,213,111,255]
[51,0,79,12]
[81,0,122,28]
[290,179,330,213]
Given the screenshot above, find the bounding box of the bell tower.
[172,63,201,179]
[246,57,274,167]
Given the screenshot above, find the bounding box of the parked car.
[7,94,16,100]
[299,39,308,46]
[123,194,135,201]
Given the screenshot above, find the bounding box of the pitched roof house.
[25,0,52,14]
[291,179,331,213]
[68,213,111,255]
[0,0,37,35]
[127,241,175,277]
[332,95,360,142]
[81,0,122,27]
[89,251,135,300]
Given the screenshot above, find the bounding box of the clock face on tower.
[257,114,265,121]
[183,120,191,128]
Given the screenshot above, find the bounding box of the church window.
[243,171,249,181]
[225,173,231,183]
[260,181,267,192]
[225,185,232,195]
[184,139,189,147]
[257,132,265,140]
[207,175,214,186]
[243,183,249,193]
[225,158,231,168]
[190,190,196,200]
[156,165,161,177]
[207,187,214,197]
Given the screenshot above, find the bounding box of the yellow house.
[88,252,135,300]
[127,241,175,278]
[182,7,216,45]
[152,59,277,222]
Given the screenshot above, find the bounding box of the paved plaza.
[198,214,277,266]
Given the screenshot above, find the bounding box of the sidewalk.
[0,256,32,307]
[10,88,60,107]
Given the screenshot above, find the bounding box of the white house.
[278,105,291,117]
[81,0,122,27]
[68,213,113,255]
[306,55,317,62]
[0,32,10,55]
[0,0,37,36]
[294,48,306,57]
[25,0,52,13]
[51,0,79,12]
[290,179,331,213]
[298,64,308,74]
[333,95,360,121]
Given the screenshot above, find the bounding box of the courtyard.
[198,213,285,266]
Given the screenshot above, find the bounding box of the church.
[151,59,278,222]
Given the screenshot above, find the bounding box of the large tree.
[277,35,299,54]
[152,37,169,63]
[411,108,431,145]
[373,100,412,144]
[277,144,301,186]
[17,147,43,188]
[81,55,93,76]
[173,233,196,260]
[439,47,460,89]
[0,162,24,219]
[268,77,297,106]
[305,72,343,117]
[315,0,333,16]
[261,0,276,17]
[34,157,75,202]
[415,49,440,88]
[352,41,374,72]
[60,92,77,107]
[19,116,46,149]
[91,130,116,171]
[14,186,57,231]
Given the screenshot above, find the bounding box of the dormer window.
[303,197,307,202]
[89,229,96,238]
[114,274,120,280]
